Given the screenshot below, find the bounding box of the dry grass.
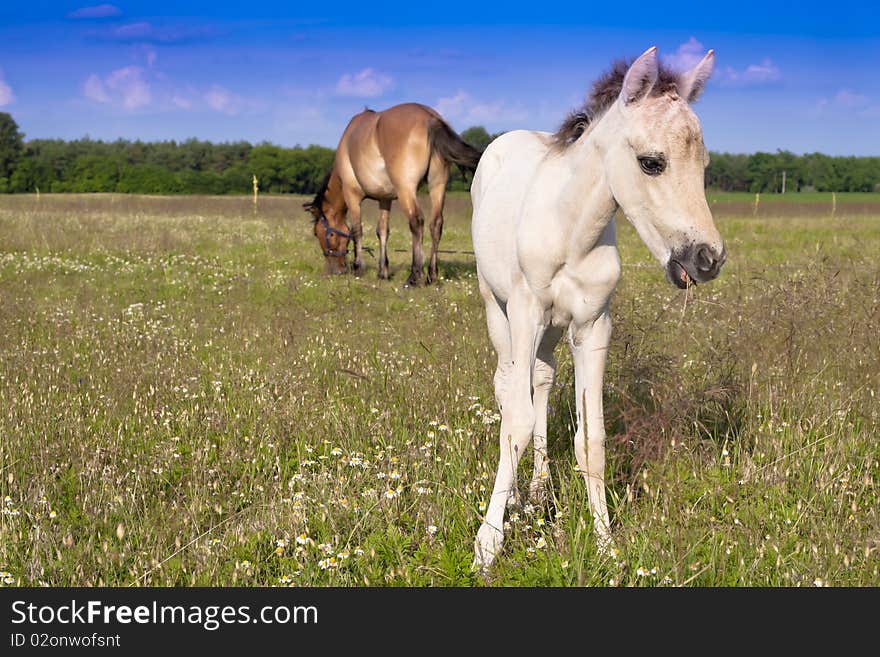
[0,193,878,587]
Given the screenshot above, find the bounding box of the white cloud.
[171,95,193,110]
[722,58,781,86]
[814,89,879,119]
[106,66,151,109]
[83,74,110,103]
[83,66,151,110]
[0,69,14,106]
[202,85,252,115]
[68,4,121,19]
[834,89,867,108]
[335,68,393,98]
[435,90,527,126]
[665,37,705,71]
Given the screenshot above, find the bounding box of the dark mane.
[307,170,333,220]
[552,58,682,150]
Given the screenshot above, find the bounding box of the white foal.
[471,46,727,570]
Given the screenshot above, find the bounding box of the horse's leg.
[529,327,562,505]
[344,189,366,275]
[475,285,545,571]
[398,191,425,286]
[426,155,448,284]
[376,199,392,280]
[569,309,614,553]
[477,275,516,508]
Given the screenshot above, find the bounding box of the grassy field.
[0,192,878,587]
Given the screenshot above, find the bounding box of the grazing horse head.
[304,172,350,275]
[578,46,726,288]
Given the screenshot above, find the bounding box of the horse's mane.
[307,170,333,221]
[552,58,681,150]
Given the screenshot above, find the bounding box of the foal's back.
[471,129,559,301]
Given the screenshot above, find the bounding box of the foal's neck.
[555,110,620,256]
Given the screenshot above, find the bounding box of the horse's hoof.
[352,263,365,277]
[407,274,424,287]
[528,478,549,506]
[506,487,520,509]
[595,530,617,560]
[473,523,504,572]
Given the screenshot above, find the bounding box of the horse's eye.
[638,155,666,176]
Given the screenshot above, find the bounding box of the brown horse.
[304,103,481,285]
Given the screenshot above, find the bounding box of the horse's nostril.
[696,245,715,272]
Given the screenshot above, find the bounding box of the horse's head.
[304,185,350,275]
[601,46,726,288]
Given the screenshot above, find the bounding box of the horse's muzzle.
[666,244,727,289]
[325,257,349,275]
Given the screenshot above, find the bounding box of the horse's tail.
[427,119,482,179]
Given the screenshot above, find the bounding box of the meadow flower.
[318,557,338,570]
[535,537,547,549]
[427,525,438,536]
[330,447,343,456]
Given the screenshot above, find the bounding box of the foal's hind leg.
[473,274,512,569]
[476,283,545,571]
[530,327,562,506]
[397,192,425,286]
[376,199,391,279]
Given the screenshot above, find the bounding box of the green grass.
[0,193,878,587]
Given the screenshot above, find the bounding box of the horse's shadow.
[371,258,476,283]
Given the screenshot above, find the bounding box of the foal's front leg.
[475,292,546,571]
[529,328,563,505]
[569,310,613,552]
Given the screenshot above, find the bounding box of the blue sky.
[1,1,878,155]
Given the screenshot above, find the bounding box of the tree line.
[0,114,877,195]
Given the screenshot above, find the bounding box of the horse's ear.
[677,49,714,103]
[620,46,659,105]
[303,202,319,219]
